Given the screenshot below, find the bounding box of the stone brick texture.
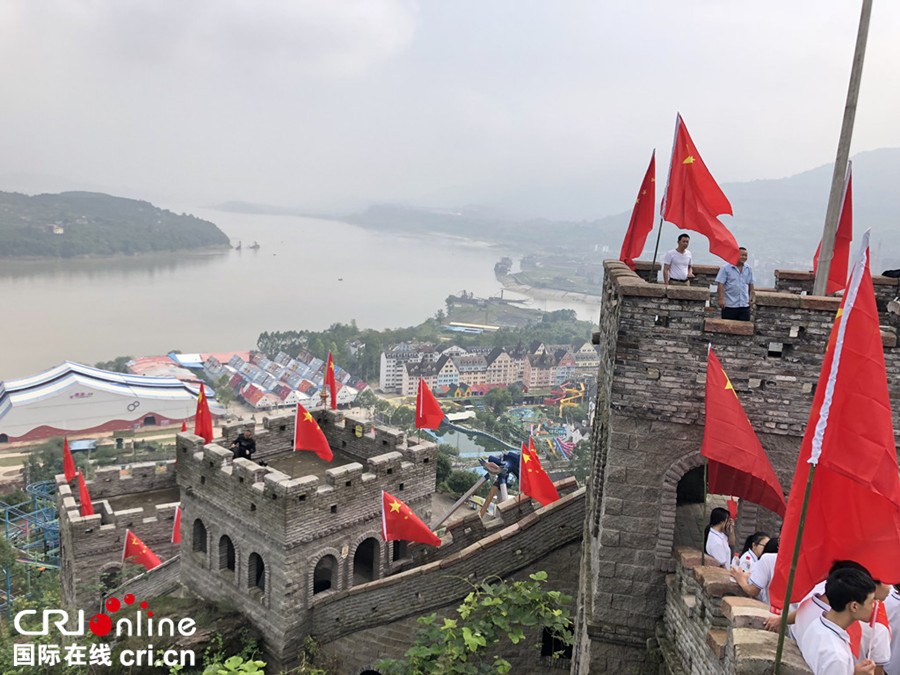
[56,404,586,673]
[659,547,810,674]
[575,260,900,673]
[56,463,180,608]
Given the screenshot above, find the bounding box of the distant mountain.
[345,147,900,275]
[0,191,230,258]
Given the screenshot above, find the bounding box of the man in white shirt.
[663,234,694,285]
[797,567,876,675]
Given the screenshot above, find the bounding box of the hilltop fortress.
[55,260,900,674]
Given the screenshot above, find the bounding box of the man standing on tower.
[663,234,694,285]
[716,247,755,321]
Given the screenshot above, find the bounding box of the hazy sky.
[0,1,898,219]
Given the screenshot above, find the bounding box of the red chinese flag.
[661,114,739,263]
[415,378,444,429]
[77,470,94,517]
[701,347,786,517]
[381,490,441,547]
[122,528,162,571]
[770,231,900,610]
[181,420,187,432]
[519,439,559,506]
[619,151,656,271]
[172,505,181,544]
[63,436,76,483]
[813,162,853,295]
[194,383,214,444]
[325,352,338,410]
[294,403,333,462]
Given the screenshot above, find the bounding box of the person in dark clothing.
[230,430,256,461]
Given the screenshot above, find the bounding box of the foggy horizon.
[2,1,899,221]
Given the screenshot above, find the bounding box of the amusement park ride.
[0,480,60,617]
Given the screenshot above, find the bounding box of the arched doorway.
[143,415,157,426]
[0,434,8,443]
[353,538,379,585]
[313,555,337,594]
[673,465,706,551]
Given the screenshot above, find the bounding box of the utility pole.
[813,0,872,296]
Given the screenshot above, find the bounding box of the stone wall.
[108,555,182,603]
[87,461,177,500]
[660,547,810,675]
[57,473,180,608]
[575,260,900,674]
[176,410,437,670]
[315,486,585,674]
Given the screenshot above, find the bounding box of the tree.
[483,388,512,415]
[436,454,452,485]
[377,571,573,674]
[94,355,133,373]
[435,309,446,323]
[214,374,235,407]
[445,470,479,497]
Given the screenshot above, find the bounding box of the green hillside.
[0,191,230,257]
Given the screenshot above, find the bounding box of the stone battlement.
[176,419,435,546]
[56,473,180,608]
[659,547,811,675]
[84,461,178,499]
[309,485,586,643]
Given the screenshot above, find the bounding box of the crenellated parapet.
[85,460,177,499]
[659,547,811,674]
[56,474,180,608]
[175,421,436,546]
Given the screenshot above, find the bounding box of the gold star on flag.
[304,412,314,423]
[390,500,401,513]
[641,189,647,195]
[683,155,695,165]
[522,453,531,463]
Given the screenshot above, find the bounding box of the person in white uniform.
[883,584,900,674]
[797,567,876,675]
[732,537,779,605]
[703,507,734,567]
[737,531,770,573]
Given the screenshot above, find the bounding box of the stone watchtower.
[176,409,437,671]
[573,261,900,673]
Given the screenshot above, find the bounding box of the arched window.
[192,519,208,554]
[218,535,236,572]
[248,552,265,591]
[353,538,379,585]
[0,434,8,443]
[313,555,337,594]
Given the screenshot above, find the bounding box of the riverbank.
[497,273,603,305]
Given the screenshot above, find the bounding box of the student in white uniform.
[737,532,770,573]
[797,567,876,675]
[732,537,778,605]
[704,507,734,567]
[884,584,900,675]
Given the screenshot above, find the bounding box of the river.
[0,210,601,380]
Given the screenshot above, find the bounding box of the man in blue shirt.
[715,247,755,321]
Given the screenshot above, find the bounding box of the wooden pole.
[813,0,873,296]
[701,458,708,566]
[648,216,665,283]
[773,464,818,674]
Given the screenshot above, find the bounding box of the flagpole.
[648,216,665,283]
[773,464,817,674]
[813,0,872,296]
[701,458,707,566]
